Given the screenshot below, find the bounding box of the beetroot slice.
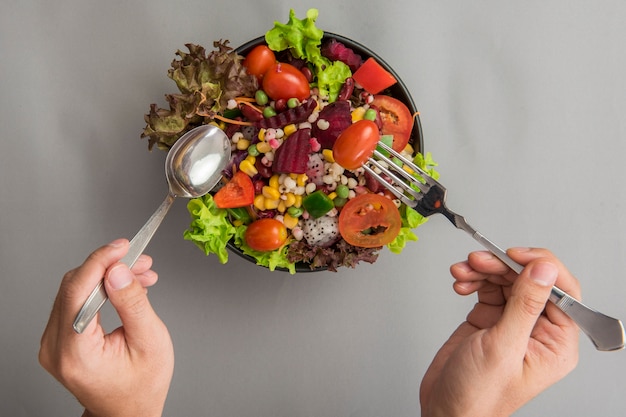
[255,99,317,129]
[311,100,353,149]
[272,128,312,174]
[321,39,363,72]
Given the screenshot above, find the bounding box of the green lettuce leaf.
[183,194,237,263]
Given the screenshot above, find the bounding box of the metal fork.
[363,141,625,352]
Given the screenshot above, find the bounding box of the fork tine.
[376,141,438,187]
[361,165,418,208]
[368,153,425,197]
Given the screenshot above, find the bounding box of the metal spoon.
[72,124,231,333]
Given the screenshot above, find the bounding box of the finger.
[135,269,158,288]
[450,260,507,305]
[467,251,511,276]
[130,254,153,275]
[103,263,166,351]
[466,302,505,329]
[492,259,558,356]
[47,239,130,332]
[507,247,582,300]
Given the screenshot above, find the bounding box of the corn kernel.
[284,192,296,207]
[328,192,337,200]
[269,174,280,189]
[258,128,266,141]
[296,174,308,187]
[245,155,256,165]
[236,138,251,150]
[256,141,271,153]
[262,185,281,200]
[277,200,286,213]
[283,213,299,229]
[239,159,258,176]
[264,198,280,210]
[351,107,366,122]
[403,143,414,155]
[253,195,265,211]
[233,219,244,227]
[322,149,335,163]
[294,194,303,208]
[283,124,297,136]
[402,165,415,175]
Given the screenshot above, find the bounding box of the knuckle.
[518,291,548,317]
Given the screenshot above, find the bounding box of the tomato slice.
[244,218,288,251]
[332,120,380,170]
[352,57,397,94]
[370,95,414,152]
[338,193,402,248]
[213,171,254,208]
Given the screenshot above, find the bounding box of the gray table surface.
[2,1,625,416]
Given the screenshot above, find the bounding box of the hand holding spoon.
[72,125,231,333]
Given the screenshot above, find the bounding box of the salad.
[141,8,439,273]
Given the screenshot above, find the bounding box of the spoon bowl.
[73,124,230,333]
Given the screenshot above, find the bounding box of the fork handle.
[472,230,625,352]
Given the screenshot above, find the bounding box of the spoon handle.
[72,193,176,333]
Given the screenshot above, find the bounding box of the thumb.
[494,260,558,349]
[104,262,161,345]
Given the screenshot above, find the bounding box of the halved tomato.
[213,171,254,208]
[370,95,414,152]
[338,193,402,248]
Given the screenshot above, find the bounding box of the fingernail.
[108,238,127,248]
[108,264,133,290]
[510,247,531,252]
[474,251,495,260]
[529,262,558,287]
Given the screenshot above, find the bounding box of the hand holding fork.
[363,140,625,351]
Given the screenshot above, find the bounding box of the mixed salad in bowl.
[141,9,438,273]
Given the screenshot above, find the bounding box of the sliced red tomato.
[370,95,414,152]
[332,120,380,170]
[338,193,402,248]
[352,57,397,95]
[213,171,254,208]
[243,45,276,80]
[262,62,311,101]
[244,218,288,251]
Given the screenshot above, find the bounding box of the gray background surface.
[2,1,625,416]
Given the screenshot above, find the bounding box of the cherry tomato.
[243,45,276,80]
[262,62,311,102]
[244,218,288,251]
[370,95,414,152]
[213,171,255,208]
[338,193,402,248]
[332,120,380,170]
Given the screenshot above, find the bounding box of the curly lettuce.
[183,194,237,264]
[142,41,258,150]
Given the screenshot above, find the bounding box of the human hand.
[419,248,580,417]
[39,239,174,417]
